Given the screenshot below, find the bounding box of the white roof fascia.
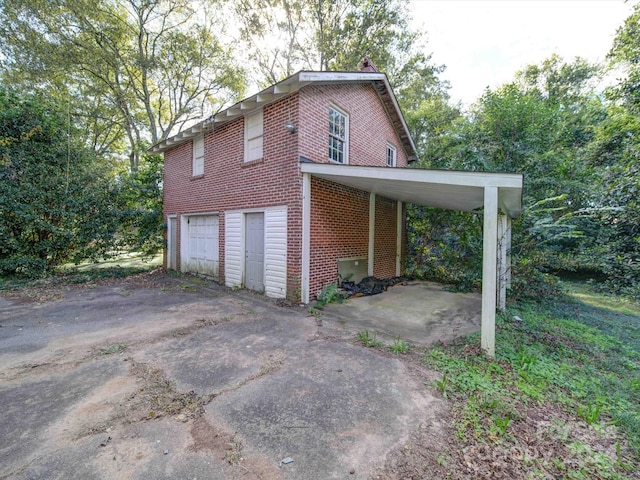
[149,70,415,155]
[380,78,418,157]
[273,84,291,94]
[297,71,385,83]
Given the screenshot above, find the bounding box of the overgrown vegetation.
[100,344,127,355]
[390,337,410,354]
[1,0,639,303]
[423,282,640,478]
[0,88,164,277]
[315,282,347,309]
[405,11,640,301]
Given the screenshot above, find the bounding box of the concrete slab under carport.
[300,163,524,357]
[321,280,482,346]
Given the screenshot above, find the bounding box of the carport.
[300,163,523,357]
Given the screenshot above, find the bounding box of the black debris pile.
[340,276,408,298]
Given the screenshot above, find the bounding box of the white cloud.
[410,0,633,105]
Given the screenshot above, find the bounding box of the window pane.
[194,136,204,158]
[329,108,345,140]
[248,137,263,162]
[329,137,344,163]
[245,110,264,162]
[247,110,263,139]
[193,156,204,176]
[386,144,396,167]
[193,135,204,175]
[329,106,347,163]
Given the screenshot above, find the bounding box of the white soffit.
[149,71,416,158]
[300,163,523,218]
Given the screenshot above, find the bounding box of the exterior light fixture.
[284,120,297,134]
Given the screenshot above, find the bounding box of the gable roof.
[148,70,417,161]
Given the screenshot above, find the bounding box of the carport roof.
[300,163,523,218]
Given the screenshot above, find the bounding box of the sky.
[409,0,634,106]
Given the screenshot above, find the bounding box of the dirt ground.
[0,271,455,480]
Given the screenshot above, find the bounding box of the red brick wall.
[163,93,303,297]
[374,196,398,278]
[298,83,409,167]
[164,80,410,301]
[309,177,400,298]
[309,177,369,297]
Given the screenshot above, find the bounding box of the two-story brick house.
[151,65,523,356]
[152,67,417,301]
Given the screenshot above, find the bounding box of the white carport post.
[368,193,376,276]
[301,173,311,304]
[506,216,512,290]
[396,201,402,277]
[482,186,499,357]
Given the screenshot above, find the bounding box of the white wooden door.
[245,212,264,292]
[185,215,219,276]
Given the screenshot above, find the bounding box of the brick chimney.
[360,57,379,72]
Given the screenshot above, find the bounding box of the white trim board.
[300,163,523,218]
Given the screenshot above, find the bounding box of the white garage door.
[183,215,219,277]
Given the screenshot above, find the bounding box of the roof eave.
[148,70,418,159]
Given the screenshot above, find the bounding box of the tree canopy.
[0,88,120,275]
[0,0,245,170]
[0,0,638,299]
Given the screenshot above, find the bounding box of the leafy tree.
[116,153,165,256]
[0,88,122,276]
[598,154,640,298]
[407,56,604,297]
[516,54,601,105]
[609,3,640,114]
[591,5,640,298]
[0,0,245,170]
[233,0,432,85]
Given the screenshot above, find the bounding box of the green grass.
[424,281,640,478]
[0,252,161,290]
[389,337,410,354]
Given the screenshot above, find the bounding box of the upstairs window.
[386,143,397,167]
[329,105,348,164]
[193,134,204,176]
[245,109,264,162]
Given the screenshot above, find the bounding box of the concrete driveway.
[0,273,450,480]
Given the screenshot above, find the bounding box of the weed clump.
[315,282,346,309]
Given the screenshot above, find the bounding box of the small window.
[193,134,204,176]
[329,106,348,164]
[245,109,263,162]
[386,143,397,167]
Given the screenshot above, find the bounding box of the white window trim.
[193,134,204,176]
[244,109,264,162]
[328,104,349,165]
[386,143,397,167]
